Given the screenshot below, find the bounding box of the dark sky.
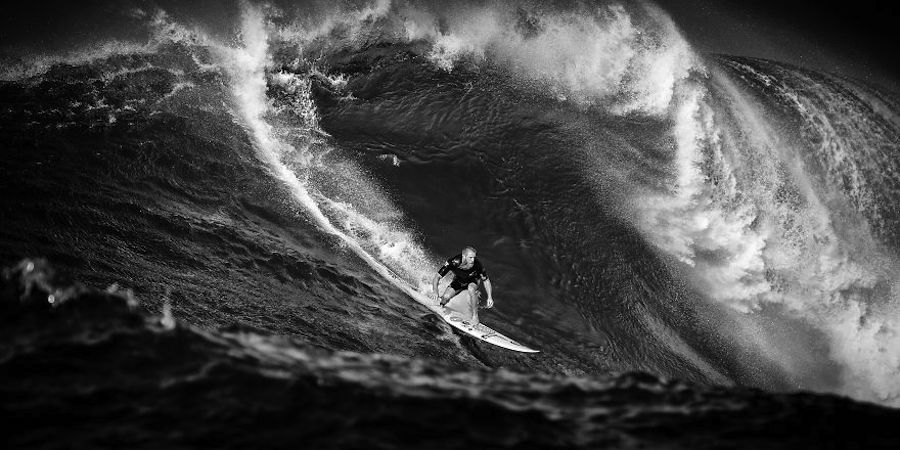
[2,0,898,90]
[651,0,900,90]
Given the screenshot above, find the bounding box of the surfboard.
[409,290,540,353]
[324,235,539,353]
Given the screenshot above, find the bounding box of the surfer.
[432,246,494,326]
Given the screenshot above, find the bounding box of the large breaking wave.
[3,0,900,413]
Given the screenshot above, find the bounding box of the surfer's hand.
[486,297,494,309]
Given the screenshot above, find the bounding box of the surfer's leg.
[440,286,463,306]
[466,283,480,326]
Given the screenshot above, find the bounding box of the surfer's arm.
[483,278,493,308]
[433,258,455,300]
[431,273,442,299]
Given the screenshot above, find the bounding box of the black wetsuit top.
[439,254,489,290]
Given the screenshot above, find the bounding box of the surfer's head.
[462,246,477,266]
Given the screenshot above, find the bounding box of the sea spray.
[219,2,446,310]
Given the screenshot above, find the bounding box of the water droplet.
[160,290,175,329]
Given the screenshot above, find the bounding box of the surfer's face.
[461,251,476,268]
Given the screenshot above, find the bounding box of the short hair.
[462,246,477,256]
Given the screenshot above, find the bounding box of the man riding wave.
[432,246,494,327]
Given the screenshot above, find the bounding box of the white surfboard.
[408,289,540,353]
[324,234,540,353]
[439,304,540,353]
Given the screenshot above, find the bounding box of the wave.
[4,0,900,412]
[629,51,900,404]
[226,0,742,385]
[5,258,900,449]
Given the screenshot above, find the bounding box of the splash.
[0,9,213,82]
[405,2,698,114]
[216,2,439,308]
[268,1,698,115]
[0,41,152,81]
[637,80,772,306]
[631,51,900,405]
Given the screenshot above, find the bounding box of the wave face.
[3,0,900,445]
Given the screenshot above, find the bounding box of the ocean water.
[3,1,900,447]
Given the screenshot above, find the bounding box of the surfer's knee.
[440,286,456,302]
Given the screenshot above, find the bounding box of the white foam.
[632,58,900,404]
[217,2,441,308]
[0,9,214,82]
[266,1,700,115]
[0,41,152,82]
[635,80,772,307]
[399,3,698,114]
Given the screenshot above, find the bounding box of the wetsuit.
[438,254,489,291]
